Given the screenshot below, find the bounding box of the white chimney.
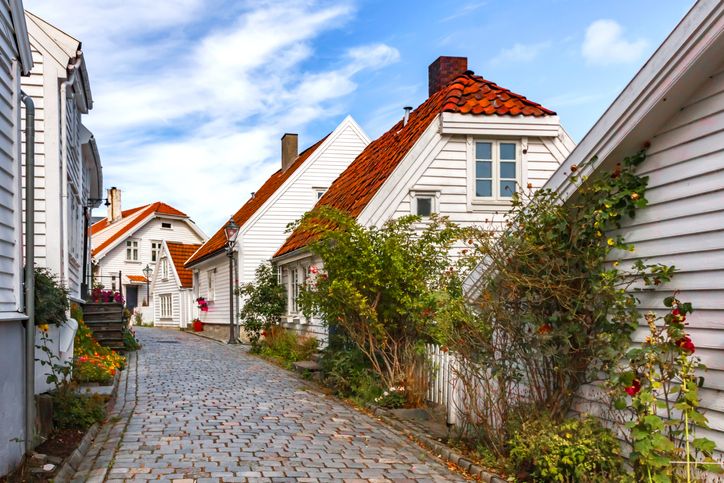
[107,187,122,223]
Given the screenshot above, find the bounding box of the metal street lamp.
[224,218,240,344]
[142,264,153,307]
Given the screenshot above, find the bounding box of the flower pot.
[193,320,203,332]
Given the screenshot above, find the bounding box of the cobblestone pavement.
[72,328,464,482]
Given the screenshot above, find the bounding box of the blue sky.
[26,0,693,234]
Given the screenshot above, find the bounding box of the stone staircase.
[83,302,126,351]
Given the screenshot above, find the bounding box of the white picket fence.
[425,343,462,426]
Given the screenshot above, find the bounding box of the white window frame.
[289,266,299,314]
[468,138,522,207]
[126,239,139,261]
[151,241,161,262]
[410,191,439,218]
[161,258,169,280]
[313,187,327,200]
[160,294,172,318]
[207,269,216,301]
[161,221,172,230]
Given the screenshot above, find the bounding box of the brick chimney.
[281,133,298,172]
[107,186,122,223]
[428,56,468,96]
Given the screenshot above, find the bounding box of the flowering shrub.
[196,297,209,312]
[612,294,721,480]
[442,149,674,454]
[90,287,124,304]
[73,314,125,385]
[257,325,318,369]
[373,386,406,408]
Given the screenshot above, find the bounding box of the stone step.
[292,360,321,373]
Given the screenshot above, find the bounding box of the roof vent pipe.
[403,106,412,126]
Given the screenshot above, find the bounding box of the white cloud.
[490,41,551,65]
[582,19,648,65]
[23,0,400,234]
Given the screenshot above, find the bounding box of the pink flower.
[309,266,318,274]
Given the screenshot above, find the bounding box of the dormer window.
[473,141,520,200]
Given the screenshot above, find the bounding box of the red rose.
[676,336,695,354]
[625,379,641,396]
[672,308,680,316]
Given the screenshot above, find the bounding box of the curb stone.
[369,406,508,483]
[53,354,124,483]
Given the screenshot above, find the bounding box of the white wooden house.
[517,0,723,455]
[21,11,104,303]
[150,241,201,328]
[184,116,369,330]
[90,188,206,314]
[273,56,574,341]
[0,1,33,476]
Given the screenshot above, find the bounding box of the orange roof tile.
[275,71,553,257]
[166,242,203,288]
[91,202,189,257]
[127,275,148,283]
[185,136,328,267]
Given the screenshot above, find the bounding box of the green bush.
[238,262,286,350]
[508,415,624,482]
[123,327,141,351]
[320,345,384,404]
[258,326,318,367]
[34,267,69,327]
[52,389,107,430]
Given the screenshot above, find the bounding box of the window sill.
[125,260,142,264]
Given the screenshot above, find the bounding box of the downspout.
[59,52,83,293]
[21,90,35,453]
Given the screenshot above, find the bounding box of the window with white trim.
[474,141,520,200]
[161,222,172,229]
[151,241,161,262]
[161,258,169,280]
[207,269,216,301]
[160,294,172,318]
[126,240,139,261]
[290,267,299,313]
[314,187,327,200]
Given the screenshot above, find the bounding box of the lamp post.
[142,264,152,307]
[224,218,240,344]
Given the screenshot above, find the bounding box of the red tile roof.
[166,242,203,288]
[127,275,148,283]
[185,136,328,267]
[91,202,189,257]
[275,71,553,257]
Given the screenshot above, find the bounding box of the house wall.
[152,256,180,327]
[95,216,204,305]
[240,122,368,285]
[0,1,26,473]
[573,66,724,451]
[191,252,233,325]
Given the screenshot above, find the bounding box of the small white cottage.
[150,241,202,328]
[184,116,369,332]
[90,189,207,312]
[273,56,574,341]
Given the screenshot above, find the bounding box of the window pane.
[500,180,517,197]
[416,197,432,217]
[500,143,516,160]
[476,160,492,179]
[476,180,492,197]
[500,161,516,179]
[475,142,492,160]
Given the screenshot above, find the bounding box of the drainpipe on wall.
[59,52,83,293]
[21,90,35,453]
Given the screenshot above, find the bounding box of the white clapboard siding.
[240,120,368,285]
[192,254,232,325]
[0,0,18,313]
[573,67,724,456]
[153,257,181,327]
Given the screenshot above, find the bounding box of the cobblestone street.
[72,328,463,482]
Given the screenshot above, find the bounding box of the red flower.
[538,324,552,335]
[676,336,695,354]
[625,379,641,396]
[261,330,267,337]
[672,308,680,316]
